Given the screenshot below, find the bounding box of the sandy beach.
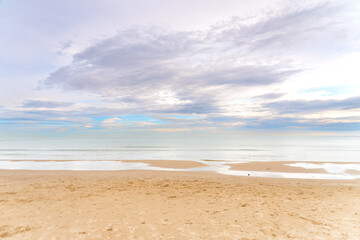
[2,0,360,239]
[1,162,360,240]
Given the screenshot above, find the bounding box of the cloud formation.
[1,0,360,133]
[41,1,358,119]
[265,96,360,114]
[21,100,74,108]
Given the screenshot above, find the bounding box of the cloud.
[247,116,360,132]
[101,117,123,129]
[43,5,323,116]
[40,1,357,120]
[265,96,360,114]
[2,0,359,133]
[256,93,286,99]
[21,100,74,108]
[223,1,353,54]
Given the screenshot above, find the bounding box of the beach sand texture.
[1,169,360,240]
[227,161,329,174]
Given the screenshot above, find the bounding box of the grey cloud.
[265,96,360,114]
[160,101,219,115]
[40,1,358,118]
[61,40,73,49]
[0,106,121,127]
[57,40,73,54]
[247,117,360,132]
[208,114,360,132]
[256,92,286,99]
[194,67,298,86]
[44,29,197,91]
[21,100,74,108]
[42,26,295,115]
[2,100,359,132]
[74,29,196,68]
[219,1,354,54]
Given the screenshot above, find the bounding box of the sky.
[1,0,360,137]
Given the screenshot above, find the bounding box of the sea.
[0,136,359,179]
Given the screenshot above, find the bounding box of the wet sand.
[346,169,360,175]
[1,169,360,239]
[3,160,360,178]
[227,161,329,174]
[121,160,207,169]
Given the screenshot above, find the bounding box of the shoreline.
[0,160,359,180]
[2,159,359,164]
[1,169,360,185]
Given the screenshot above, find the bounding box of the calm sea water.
[0,136,359,179]
[0,136,359,162]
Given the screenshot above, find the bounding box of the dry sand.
[1,167,360,240]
